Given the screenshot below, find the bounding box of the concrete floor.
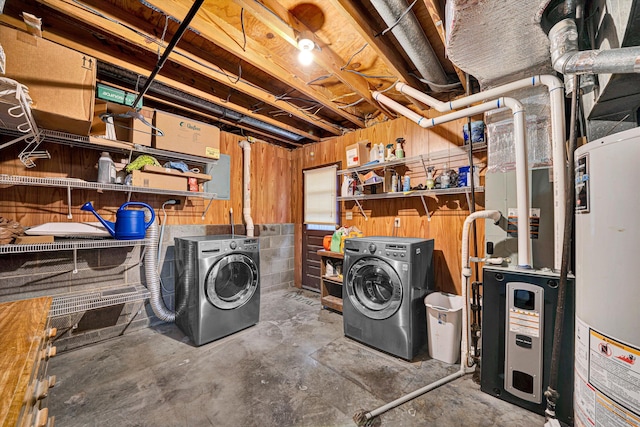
[49,287,545,426]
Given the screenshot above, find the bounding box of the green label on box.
[96,83,142,108]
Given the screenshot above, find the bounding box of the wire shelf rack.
[0,238,149,255]
[0,174,218,199]
[50,284,150,317]
[0,78,50,167]
[336,185,485,201]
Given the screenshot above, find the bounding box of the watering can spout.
[81,202,116,237]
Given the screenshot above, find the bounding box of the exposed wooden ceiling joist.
[0,12,312,147]
[140,0,365,128]
[232,0,387,118]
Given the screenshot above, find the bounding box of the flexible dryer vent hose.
[144,210,175,322]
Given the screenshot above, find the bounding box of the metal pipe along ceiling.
[370,0,449,92]
[97,62,306,142]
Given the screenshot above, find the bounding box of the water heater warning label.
[575,317,640,427]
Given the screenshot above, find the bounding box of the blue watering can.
[81,201,155,240]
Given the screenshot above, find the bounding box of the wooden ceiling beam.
[422,0,468,93]
[326,0,418,88]
[32,0,331,139]
[0,12,317,143]
[141,0,365,128]
[232,0,388,118]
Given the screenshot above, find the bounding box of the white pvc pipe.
[360,209,502,422]
[238,140,254,237]
[373,92,531,267]
[397,75,565,270]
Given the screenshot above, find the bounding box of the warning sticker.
[589,330,640,416]
[575,318,640,426]
[508,308,540,338]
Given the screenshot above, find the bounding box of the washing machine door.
[346,257,403,320]
[205,253,259,310]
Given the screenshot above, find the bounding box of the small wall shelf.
[337,142,486,220]
[0,174,219,219]
[317,250,344,313]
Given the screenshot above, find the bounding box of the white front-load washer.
[174,235,260,346]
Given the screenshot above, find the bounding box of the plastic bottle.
[395,138,405,159]
[97,152,116,184]
[441,169,451,189]
[403,175,410,191]
[369,143,378,162]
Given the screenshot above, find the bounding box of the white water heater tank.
[573,127,640,426]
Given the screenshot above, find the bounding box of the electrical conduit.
[144,210,175,322]
[239,140,254,237]
[397,75,566,271]
[357,210,502,423]
[372,92,531,267]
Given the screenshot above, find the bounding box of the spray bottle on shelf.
[385,143,396,161]
[395,138,405,159]
[426,166,435,190]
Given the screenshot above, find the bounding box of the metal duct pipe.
[97,62,306,142]
[144,211,175,322]
[550,19,640,75]
[238,139,254,237]
[370,0,449,92]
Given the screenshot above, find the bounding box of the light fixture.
[297,32,315,66]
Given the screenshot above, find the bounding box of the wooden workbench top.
[0,297,52,427]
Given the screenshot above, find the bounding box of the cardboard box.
[90,101,153,146]
[346,140,370,168]
[130,170,187,192]
[14,235,55,244]
[153,110,220,159]
[141,164,211,182]
[1,25,96,135]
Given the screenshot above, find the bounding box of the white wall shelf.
[0,238,149,274]
[337,142,487,220]
[0,174,219,219]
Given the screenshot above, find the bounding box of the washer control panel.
[384,244,407,258]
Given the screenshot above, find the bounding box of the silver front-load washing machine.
[174,235,260,346]
[343,236,434,360]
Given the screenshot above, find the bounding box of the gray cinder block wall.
[0,223,294,351]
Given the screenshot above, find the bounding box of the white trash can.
[425,292,464,364]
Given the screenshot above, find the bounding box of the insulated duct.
[97,62,306,142]
[144,211,175,322]
[370,0,449,92]
[445,0,554,88]
[549,19,640,75]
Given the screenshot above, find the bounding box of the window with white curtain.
[303,165,338,225]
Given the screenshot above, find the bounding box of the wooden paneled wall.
[0,132,292,227]
[291,116,485,295]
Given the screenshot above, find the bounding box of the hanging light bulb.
[298,49,314,66]
[297,32,315,66]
